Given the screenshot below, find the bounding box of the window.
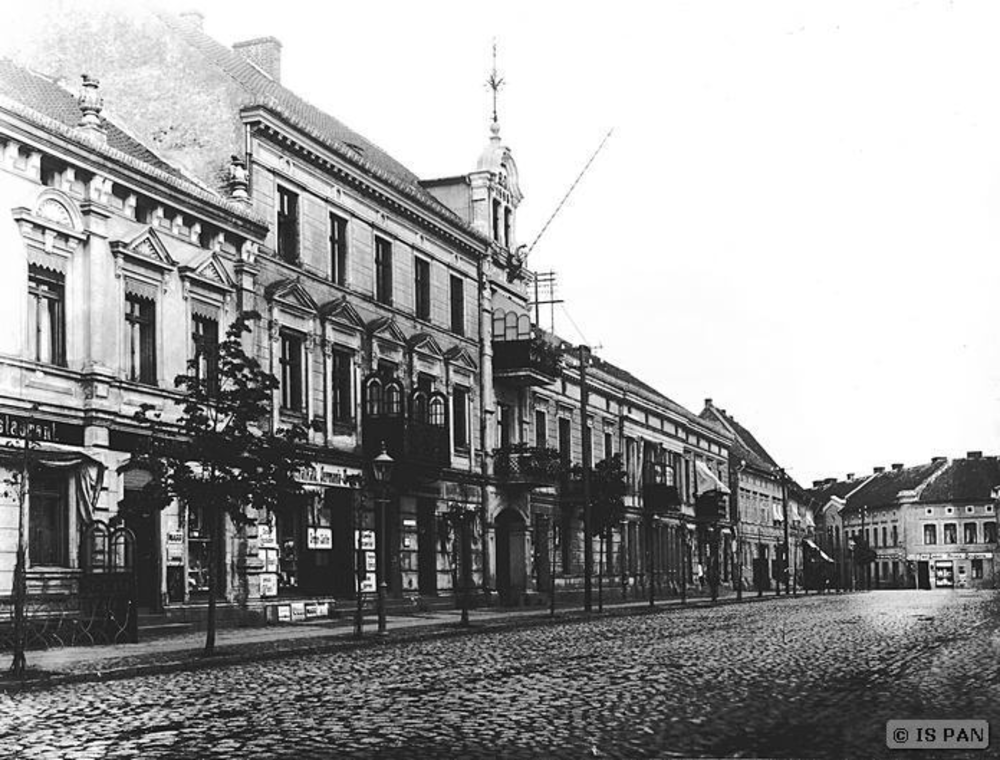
[558,417,572,465]
[28,266,65,366]
[364,378,383,416]
[504,206,512,248]
[125,294,156,384]
[452,386,469,449]
[329,212,347,285]
[870,528,876,548]
[429,395,446,427]
[985,522,998,544]
[891,524,898,546]
[277,186,299,263]
[413,391,429,424]
[331,348,353,424]
[535,409,547,449]
[385,381,403,417]
[29,473,68,567]
[279,330,304,412]
[497,404,512,449]
[414,257,431,320]
[584,426,593,468]
[923,524,937,545]
[972,559,984,579]
[604,432,613,461]
[192,314,219,394]
[492,199,501,242]
[450,275,464,335]
[964,522,978,544]
[375,237,393,304]
[881,526,887,548]
[943,523,957,544]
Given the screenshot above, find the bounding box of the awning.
[803,508,815,528]
[790,502,801,522]
[772,501,784,522]
[803,537,835,563]
[0,443,105,524]
[695,461,731,496]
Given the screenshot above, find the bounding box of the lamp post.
[371,442,394,635]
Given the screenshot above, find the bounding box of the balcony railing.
[492,337,561,386]
[494,445,563,488]
[362,415,451,473]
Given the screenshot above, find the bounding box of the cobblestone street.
[3,590,999,759]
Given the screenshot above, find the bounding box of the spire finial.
[485,38,505,133]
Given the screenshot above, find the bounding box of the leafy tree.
[131,311,311,656]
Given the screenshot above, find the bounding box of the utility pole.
[780,467,790,596]
[579,344,593,612]
[733,459,746,602]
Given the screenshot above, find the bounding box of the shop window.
[972,558,984,579]
[187,503,222,597]
[125,294,156,384]
[277,186,299,263]
[964,522,978,544]
[375,236,393,304]
[28,473,68,567]
[28,266,65,366]
[277,508,300,594]
[329,212,347,285]
[943,523,957,545]
[923,524,937,545]
[279,330,304,412]
[984,522,997,544]
[192,313,219,394]
[331,347,354,424]
[414,257,431,321]
[452,386,469,450]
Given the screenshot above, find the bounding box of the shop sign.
[968,552,994,559]
[166,531,184,565]
[305,602,318,618]
[276,604,291,622]
[356,530,375,551]
[260,573,278,598]
[296,463,363,488]
[307,527,333,550]
[258,523,277,548]
[0,412,84,445]
[290,602,307,622]
[365,553,377,572]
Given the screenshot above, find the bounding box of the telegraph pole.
[579,344,593,612]
[780,468,790,596]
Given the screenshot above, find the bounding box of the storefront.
[908,552,995,590]
[257,462,362,604]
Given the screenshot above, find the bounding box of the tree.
[131,311,311,656]
[584,454,627,609]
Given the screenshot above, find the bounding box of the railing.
[492,337,562,384]
[362,415,451,472]
[642,462,681,513]
[494,445,563,487]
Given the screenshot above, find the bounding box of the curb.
[0,590,828,693]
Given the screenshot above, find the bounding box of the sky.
[8,0,1000,485]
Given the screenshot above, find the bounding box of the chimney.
[233,37,282,82]
[967,451,982,460]
[891,463,904,471]
[873,466,885,474]
[812,480,824,488]
[704,398,713,410]
[846,472,855,480]
[179,10,204,30]
[931,456,947,464]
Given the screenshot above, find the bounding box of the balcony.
[695,491,729,523]
[362,415,451,475]
[492,337,561,386]
[494,445,563,488]
[642,462,681,514]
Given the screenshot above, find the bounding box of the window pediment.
[444,344,478,371]
[264,276,318,317]
[319,295,365,331]
[367,316,407,346]
[110,227,177,273]
[180,251,234,294]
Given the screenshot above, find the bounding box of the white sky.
[17,0,1000,484]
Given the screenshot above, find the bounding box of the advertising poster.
[260,572,278,598]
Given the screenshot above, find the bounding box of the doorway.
[417,498,437,594]
[122,468,160,610]
[495,508,527,603]
[917,561,931,590]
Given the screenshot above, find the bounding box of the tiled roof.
[154,11,488,245]
[843,461,947,514]
[919,457,1000,503]
[803,478,867,510]
[0,59,184,180]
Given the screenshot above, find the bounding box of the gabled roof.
[919,457,1000,503]
[804,477,868,508]
[700,404,779,474]
[153,11,488,245]
[843,460,947,514]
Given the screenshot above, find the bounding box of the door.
[496,508,527,603]
[917,561,931,590]
[417,498,437,594]
[126,509,158,609]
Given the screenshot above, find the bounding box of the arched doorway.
[495,508,527,604]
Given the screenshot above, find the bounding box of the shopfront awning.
[695,461,731,496]
[0,443,105,524]
[803,537,835,563]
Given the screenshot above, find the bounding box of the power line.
[559,303,592,347]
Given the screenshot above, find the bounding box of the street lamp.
[371,441,394,635]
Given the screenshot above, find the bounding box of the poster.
[258,522,277,548]
[355,529,375,551]
[260,572,278,597]
[307,526,333,549]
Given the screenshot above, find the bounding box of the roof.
[804,477,866,507]
[700,405,779,474]
[0,58,184,179]
[154,11,489,245]
[0,58,265,227]
[919,457,1000,503]
[843,460,947,514]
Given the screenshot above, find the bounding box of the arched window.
[364,377,383,417]
[412,391,429,424]
[385,380,403,417]
[504,312,519,341]
[517,314,530,339]
[429,394,447,427]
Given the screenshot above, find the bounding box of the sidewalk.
[0,588,813,692]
